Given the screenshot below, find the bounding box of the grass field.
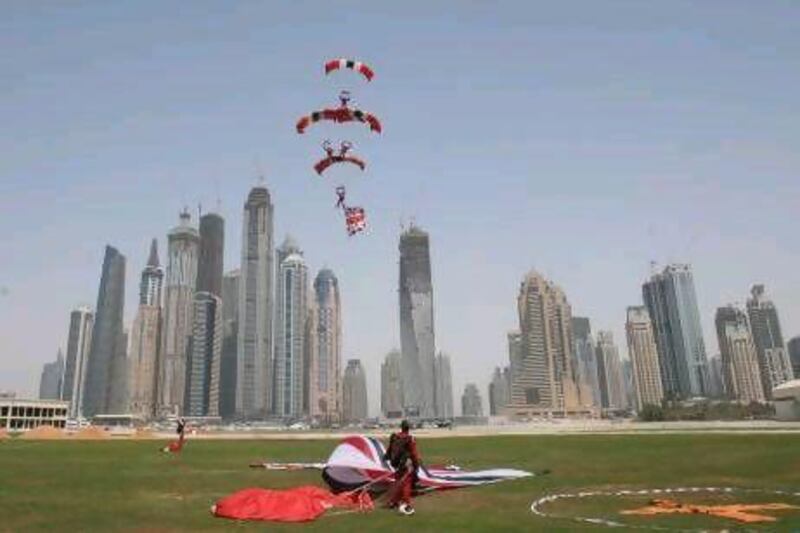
[2,434,800,531]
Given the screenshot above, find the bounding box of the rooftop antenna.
[197,202,203,220]
[254,157,266,185]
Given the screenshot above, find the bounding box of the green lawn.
[1,434,799,531]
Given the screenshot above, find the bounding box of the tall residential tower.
[398,225,436,418]
[237,187,275,418]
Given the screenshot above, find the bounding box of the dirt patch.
[0,428,8,439]
[21,425,65,439]
[73,426,110,440]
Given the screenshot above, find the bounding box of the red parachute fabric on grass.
[213,485,372,523]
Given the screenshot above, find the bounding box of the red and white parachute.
[296,108,382,134]
[315,141,366,175]
[322,436,533,493]
[324,58,374,82]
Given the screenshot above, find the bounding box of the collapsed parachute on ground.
[214,435,534,523]
[315,140,366,175]
[212,485,371,523]
[324,58,374,82]
[322,436,533,492]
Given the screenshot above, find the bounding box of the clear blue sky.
[2,1,799,412]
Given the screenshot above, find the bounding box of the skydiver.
[335,186,346,209]
[322,139,335,158]
[383,419,421,516]
[338,90,351,108]
[339,141,352,157]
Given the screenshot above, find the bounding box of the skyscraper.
[572,317,600,408]
[715,305,765,403]
[488,366,511,416]
[186,292,223,416]
[625,306,664,410]
[186,213,225,417]
[507,331,522,407]
[461,383,483,417]
[434,352,453,418]
[746,285,792,398]
[219,270,240,419]
[63,306,93,418]
[159,211,199,416]
[509,271,580,416]
[595,331,627,409]
[381,350,403,418]
[342,359,368,423]
[128,239,163,419]
[398,225,436,419]
[788,337,800,380]
[39,351,64,400]
[274,249,308,418]
[642,264,710,399]
[83,245,126,417]
[308,269,342,422]
[237,187,274,419]
[707,354,725,398]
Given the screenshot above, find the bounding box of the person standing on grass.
[383,420,421,516]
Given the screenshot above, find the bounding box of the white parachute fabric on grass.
[321,435,532,493]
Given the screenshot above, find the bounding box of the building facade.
[39,351,64,400]
[595,331,628,410]
[342,359,368,423]
[128,239,163,419]
[789,337,800,382]
[747,285,793,399]
[642,264,710,399]
[83,245,126,417]
[715,305,766,403]
[186,292,223,416]
[572,317,600,408]
[0,398,69,431]
[434,352,453,418]
[185,212,225,417]
[398,225,436,419]
[461,383,483,417]
[219,270,239,419]
[381,350,404,418]
[273,251,308,419]
[625,306,664,410]
[488,366,511,416]
[159,211,199,416]
[237,187,275,419]
[307,269,342,422]
[509,271,581,416]
[62,306,94,418]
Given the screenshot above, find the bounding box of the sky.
[2,1,799,413]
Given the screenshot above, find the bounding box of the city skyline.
[4,3,800,415]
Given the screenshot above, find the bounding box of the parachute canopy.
[315,155,366,175]
[296,108,382,134]
[325,58,374,81]
[322,435,533,492]
[212,485,371,523]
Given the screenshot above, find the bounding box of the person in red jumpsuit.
[383,420,420,516]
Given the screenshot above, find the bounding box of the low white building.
[0,397,69,430]
[772,379,800,421]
